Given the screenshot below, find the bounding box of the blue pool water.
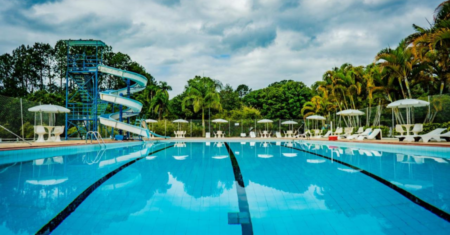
[0,141,449,234]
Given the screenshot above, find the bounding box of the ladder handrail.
[0,125,32,145]
[85,131,106,146]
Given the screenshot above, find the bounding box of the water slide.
[97,65,169,139]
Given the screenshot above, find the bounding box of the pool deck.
[1,136,449,151]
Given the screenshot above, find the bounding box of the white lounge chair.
[35,125,46,142]
[344,127,354,137]
[356,127,364,134]
[347,128,372,140]
[334,127,343,135]
[276,132,282,138]
[357,129,381,141]
[205,132,211,138]
[240,133,246,137]
[323,131,332,138]
[53,126,64,142]
[413,128,446,143]
[412,124,423,136]
[396,125,405,136]
[314,129,321,138]
[249,131,256,138]
[441,131,450,141]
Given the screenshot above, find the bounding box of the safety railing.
[0,125,32,145]
[85,131,106,146]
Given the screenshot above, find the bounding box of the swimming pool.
[0,140,449,234]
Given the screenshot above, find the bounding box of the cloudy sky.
[0,0,442,96]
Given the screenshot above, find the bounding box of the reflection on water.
[229,142,450,234]
[0,143,165,234]
[301,142,450,215]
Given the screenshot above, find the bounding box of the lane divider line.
[283,144,450,223]
[36,144,174,235]
[225,142,254,235]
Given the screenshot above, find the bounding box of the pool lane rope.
[282,144,450,223]
[36,144,174,235]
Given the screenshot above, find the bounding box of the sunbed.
[357,129,381,140]
[441,130,450,141]
[275,132,282,138]
[412,128,446,143]
[347,128,372,140]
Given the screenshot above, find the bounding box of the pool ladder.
[85,131,106,147]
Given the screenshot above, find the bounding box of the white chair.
[314,129,321,138]
[357,129,381,141]
[275,132,282,138]
[205,132,211,138]
[344,127,354,137]
[396,125,405,136]
[357,127,364,134]
[347,128,372,140]
[323,131,332,138]
[240,133,246,137]
[35,126,46,142]
[174,131,178,138]
[53,126,65,142]
[413,128,446,143]
[183,131,186,138]
[412,124,423,136]
[441,130,450,141]
[334,127,343,135]
[249,131,256,138]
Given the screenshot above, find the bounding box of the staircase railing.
[85,131,106,146]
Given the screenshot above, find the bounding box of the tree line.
[0,40,313,132]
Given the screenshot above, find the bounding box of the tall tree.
[182,76,222,135]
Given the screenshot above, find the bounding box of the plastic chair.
[412,124,423,136]
[35,125,46,142]
[53,126,65,142]
[396,125,405,136]
[205,132,210,138]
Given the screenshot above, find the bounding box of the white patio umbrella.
[145,119,157,130]
[257,119,273,131]
[281,120,298,131]
[172,119,189,131]
[306,115,325,130]
[336,109,364,127]
[387,99,429,125]
[28,104,70,126]
[212,119,228,130]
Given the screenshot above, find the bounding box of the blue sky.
[0,0,443,96]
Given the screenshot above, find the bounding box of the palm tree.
[182,76,222,136]
[150,90,170,119]
[408,1,450,94]
[148,81,172,119]
[375,39,419,99]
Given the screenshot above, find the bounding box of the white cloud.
[0,0,442,97]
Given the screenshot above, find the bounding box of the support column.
[126,79,130,139]
[119,93,123,136]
